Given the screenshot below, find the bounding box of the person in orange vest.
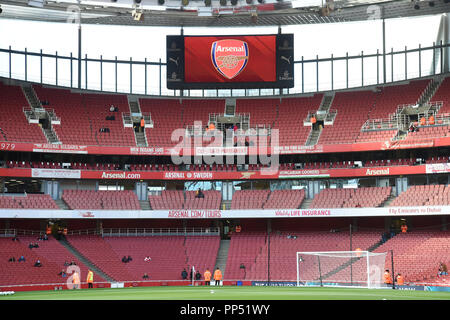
[420,116,426,126]
[63,228,68,236]
[46,226,51,235]
[310,114,317,130]
[209,122,215,131]
[140,117,145,132]
[213,267,222,286]
[235,225,241,233]
[87,270,94,289]
[355,248,362,257]
[396,273,404,286]
[72,271,81,289]
[401,224,408,233]
[204,268,212,286]
[383,269,392,285]
[428,115,435,125]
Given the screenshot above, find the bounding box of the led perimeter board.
[166,34,294,90]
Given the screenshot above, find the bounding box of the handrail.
[2,42,448,98]
[100,227,220,237]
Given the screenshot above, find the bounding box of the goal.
[296,251,388,288]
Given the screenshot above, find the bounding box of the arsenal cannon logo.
[211,39,249,80]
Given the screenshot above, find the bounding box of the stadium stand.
[0,83,47,143]
[0,194,58,209]
[62,190,140,210]
[389,184,449,207]
[0,236,103,285]
[32,86,135,146]
[66,235,220,281]
[309,187,391,208]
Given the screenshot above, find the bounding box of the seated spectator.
[8,257,15,262]
[12,236,19,242]
[18,256,25,262]
[409,124,415,133]
[127,255,132,262]
[144,256,152,262]
[195,189,204,199]
[106,115,115,121]
[420,116,426,126]
[64,261,70,266]
[43,234,48,241]
[110,105,115,112]
[34,260,42,267]
[181,268,188,280]
[58,270,67,277]
[70,260,77,266]
[195,271,202,281]
[143,273,149,280]
[429,115,435,125]
[438,262,448,277]
[28,242,34,249]
[33,243,39,248]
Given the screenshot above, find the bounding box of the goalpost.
[296,251,388,289]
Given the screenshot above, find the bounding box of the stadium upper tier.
[0,77,449,153]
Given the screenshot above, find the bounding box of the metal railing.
[100,227,220,237]
[361,118,399,131]
[0,229,50,237]
[1,42,448,98]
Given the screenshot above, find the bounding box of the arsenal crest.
[211,39,249,80]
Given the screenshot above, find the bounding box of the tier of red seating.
[1,78,448,148]
[149,190,221,210]
[62,190,140,210]
[389,184,450,207]
[319,80,430,145]
[226,225,449,284]
[66,235,220,281]
[0,83,47,143]
[0,224,448,286]
[32,85,135,146]
[373,230,450,284]
[0,194,58,209]
[0,236,104,286]
[309,187,391,208]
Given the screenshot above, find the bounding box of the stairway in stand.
[214,239,231,277]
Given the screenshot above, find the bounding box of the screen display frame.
[166,33,294,90]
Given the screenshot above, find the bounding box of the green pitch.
[0,286,449,300]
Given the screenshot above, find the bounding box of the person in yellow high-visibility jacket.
[72,271,80,289]
[213,267,222,286]
[87,270,94,289]
[204,269,212,286]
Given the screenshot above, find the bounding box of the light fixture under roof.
[28,0,45,8]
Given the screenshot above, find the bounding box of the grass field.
[1,286,450,300]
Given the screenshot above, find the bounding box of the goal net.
[296,251,388,289]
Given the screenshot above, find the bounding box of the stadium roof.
[0,0,448,27]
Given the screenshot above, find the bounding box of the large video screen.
[167,34,294,90]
